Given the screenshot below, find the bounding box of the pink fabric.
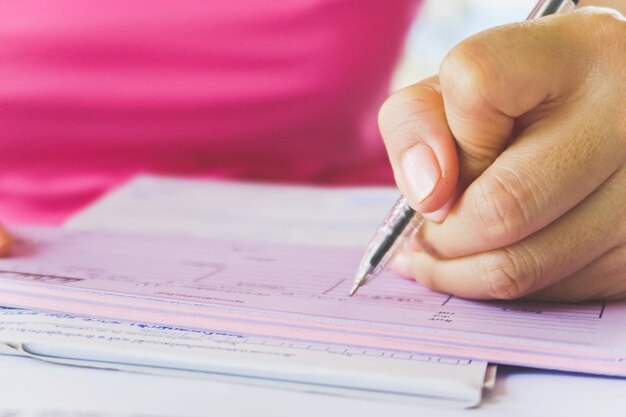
[0,0,419,224]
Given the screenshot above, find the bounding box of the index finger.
[379,77,459,214]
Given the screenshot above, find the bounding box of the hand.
[379,8,626,302]
[0,225,11,257]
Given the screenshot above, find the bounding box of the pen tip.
[349,268,370,297]
[349,284,358,297]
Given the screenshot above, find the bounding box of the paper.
[0,307,487,407]
[3,351,626,417]
[1,176,494,408]
[65,175,399,246]
[0,227,625,376]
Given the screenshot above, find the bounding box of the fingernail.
[402,144,441,205]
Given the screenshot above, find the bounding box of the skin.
[381,7,626,302]
[0,228,10,257]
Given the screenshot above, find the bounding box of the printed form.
[0,177,498,407]
[2,177,624,416]
[63,177,626,376]
[0,227,624,376]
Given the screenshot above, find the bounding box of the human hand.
[0,225,11,257]
[379,8,626,302]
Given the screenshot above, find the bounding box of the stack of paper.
[0,177,498,408]
[0,226,625,378]
[1,175,624,410]
[0,307,489,407]
[65,175,401,246]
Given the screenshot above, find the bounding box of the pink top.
[0,0,419,224]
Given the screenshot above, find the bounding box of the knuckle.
[377,89,428,143]
[578,7,626,39]
[481,248,538,300]
[470,169,537,246]
[378,93,401,138]
[439,38,499,111]
[576,8,626,66]
[378,92,401,127]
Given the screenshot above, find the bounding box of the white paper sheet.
[65,175,399,246]
[1,354,625,417]
[0,307,487,407]
[2,175,623,416]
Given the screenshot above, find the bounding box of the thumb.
[379,76,459,216]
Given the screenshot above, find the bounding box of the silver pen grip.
[528,0,576,19]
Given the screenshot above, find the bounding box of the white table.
[1,355,623,417]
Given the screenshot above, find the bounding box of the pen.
[349,0,579,297]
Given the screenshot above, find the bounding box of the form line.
[323,279,345,295]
